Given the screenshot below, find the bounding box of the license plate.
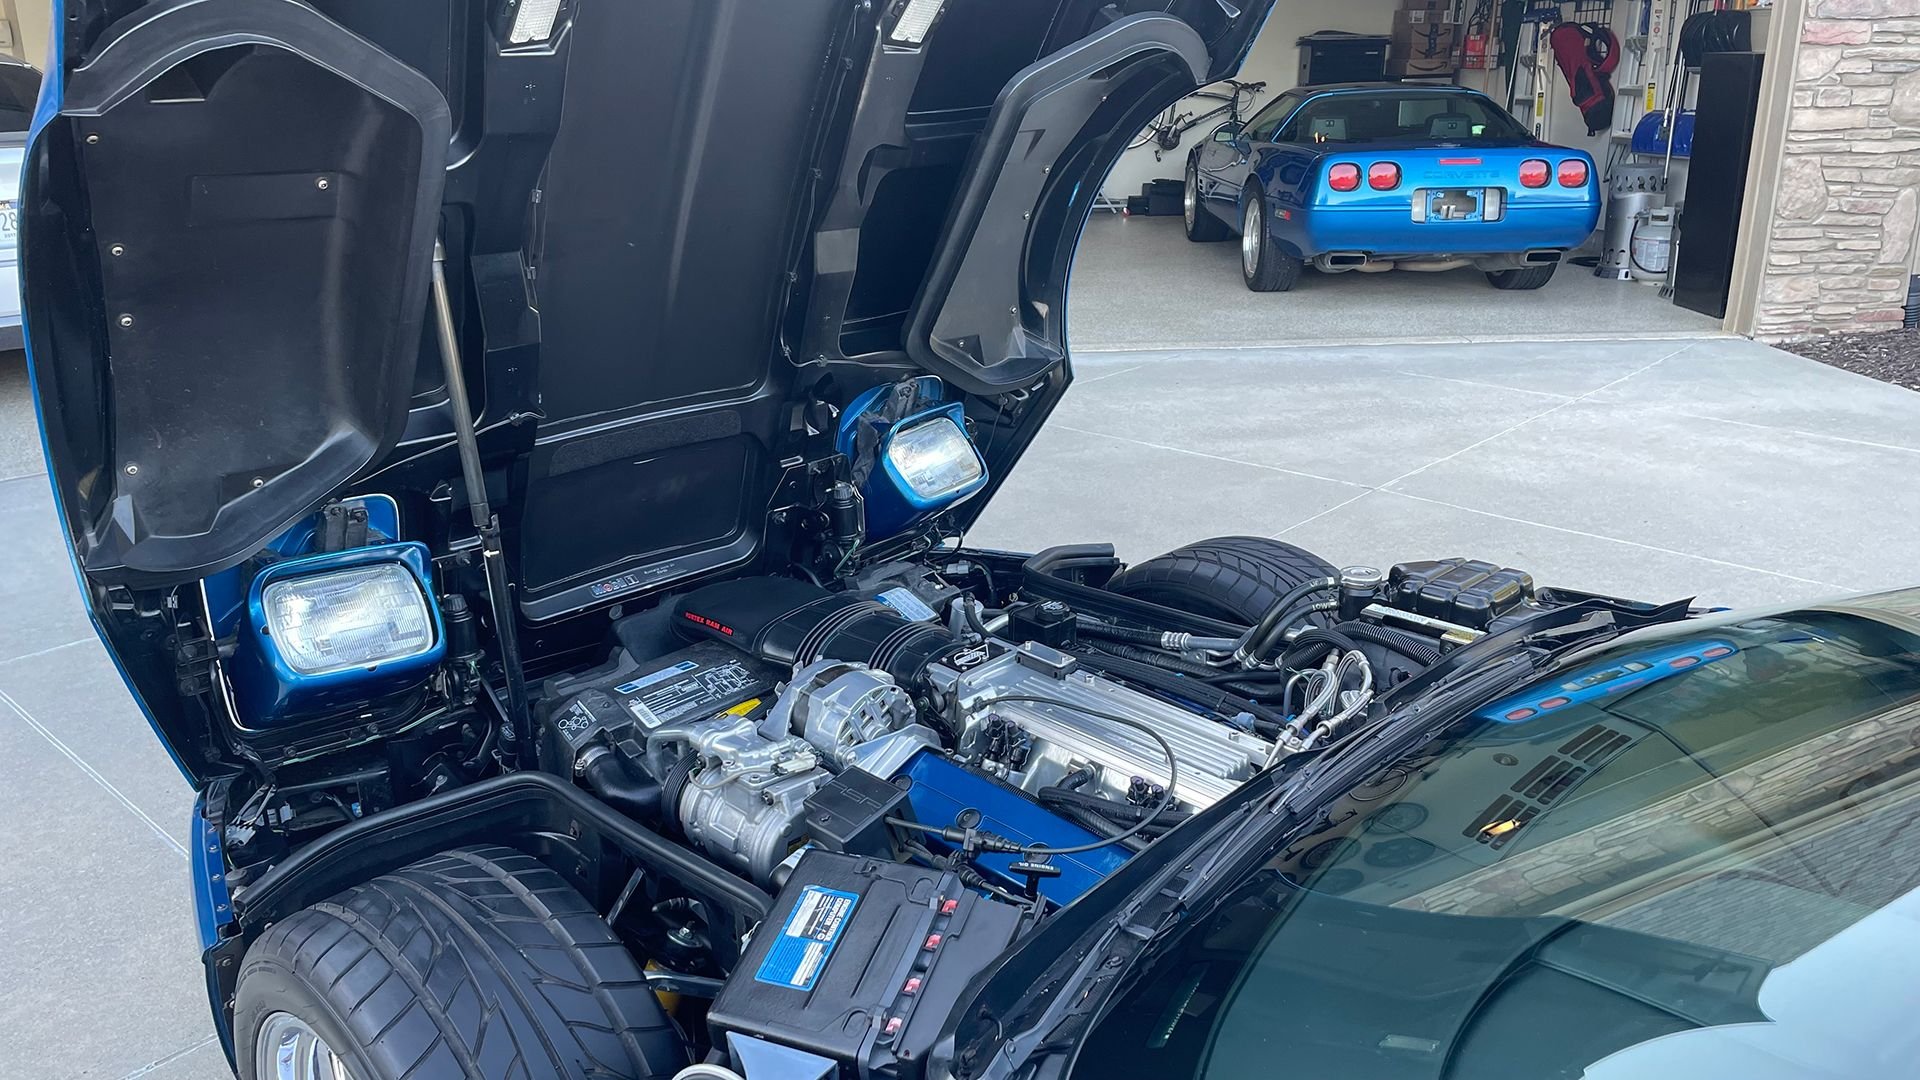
[1426,188,1485,223]
[0,200,14,241]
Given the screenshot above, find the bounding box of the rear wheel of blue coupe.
[233,846,685,1080]
[1183,160,1231,242]
[1486,264,1558,290]
[1240,193,1301,292]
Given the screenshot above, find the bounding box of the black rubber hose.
[961,599,992,638]
[1281,627,1364,671]
[1332,621,1445,667]
[1078,646,1288,731]
[1093,641,1219,678]
[1075,616,1169,648]
[580,751,664,824]
[1243,577,1340,660]
[1050,801,1153,853]
[1039,786,1194,827]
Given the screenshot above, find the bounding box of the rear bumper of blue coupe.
[1283,202,1599,260]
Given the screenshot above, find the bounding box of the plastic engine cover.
[898,751,1130,904]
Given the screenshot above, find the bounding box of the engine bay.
[197,499,1626,1074]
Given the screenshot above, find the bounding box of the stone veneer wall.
[1755,0,1920,339]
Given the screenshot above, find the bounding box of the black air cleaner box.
[539,639,778,772]
[708,851,1025,1079]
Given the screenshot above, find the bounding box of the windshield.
[1283,91,1527,144]
[1069,594,1920,1080]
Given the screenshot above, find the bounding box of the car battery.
[708,851,1026,1079]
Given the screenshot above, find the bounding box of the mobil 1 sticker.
[753,885,859,992]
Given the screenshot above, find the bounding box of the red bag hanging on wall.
[1548,22,1620,135]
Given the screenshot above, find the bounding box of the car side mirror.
[1212,121,1244,144]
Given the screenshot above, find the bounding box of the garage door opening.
[1071,0,1776,350]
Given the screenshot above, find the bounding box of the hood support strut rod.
[431,238,531,767]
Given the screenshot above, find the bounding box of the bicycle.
[1127,79,1267,160]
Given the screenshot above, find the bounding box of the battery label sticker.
[876,587,938,622]
[754,885,859,991]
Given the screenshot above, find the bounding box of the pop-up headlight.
[233,543,445,726]
[838,380,989,540]
[262,563,436,675]
[884,412,984,502]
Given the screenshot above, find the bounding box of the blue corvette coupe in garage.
[1185,83,1603,291]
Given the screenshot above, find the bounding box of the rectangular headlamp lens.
[886,415,984,500]
[263,563,435,676]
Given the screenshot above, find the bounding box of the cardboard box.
[1391,11,1456,54]
[1387,56,1458,77]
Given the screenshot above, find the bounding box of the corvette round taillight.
[1557,158,1590,187]
[1367,161,1401,190]
[1327,163,1361,192]
[1519,158,1551,188]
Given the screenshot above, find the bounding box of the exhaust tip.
[1524,249,1564,265]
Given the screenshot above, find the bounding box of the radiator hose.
[1242,577,1341,662]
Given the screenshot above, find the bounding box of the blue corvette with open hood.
[18,2,1919,1079]
[1185,83,1601,291]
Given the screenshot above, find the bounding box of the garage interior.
[1084,0,1777,343]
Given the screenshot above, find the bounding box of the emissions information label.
[753,885,859,992]
[617,656,762,727]
[876,587,938,622]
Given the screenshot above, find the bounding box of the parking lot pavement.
[3,333,1917,1078]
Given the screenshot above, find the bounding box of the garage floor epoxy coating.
[1068,214,1722,352]
[2,334,1916,1079]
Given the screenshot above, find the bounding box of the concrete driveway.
[3,333,1918,1079]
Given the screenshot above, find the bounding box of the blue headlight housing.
[838,379,988,539]
[230,542,445,726]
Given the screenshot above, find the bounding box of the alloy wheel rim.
[258,1013,358,1080]
[1241,199,1260,276]
[1183,168,1196,230]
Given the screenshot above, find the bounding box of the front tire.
[1486,264,1558,290]
[235,846,685,1080]
[1240,192,1302,292]
[1107,536,1339,624]
[1184,161,1231,242]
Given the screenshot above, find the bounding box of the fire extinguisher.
[1463,0,1493,68]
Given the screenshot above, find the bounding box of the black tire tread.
[1107,536,1339,624]
[1486,264,1557,290]
[238,845,682,1080]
